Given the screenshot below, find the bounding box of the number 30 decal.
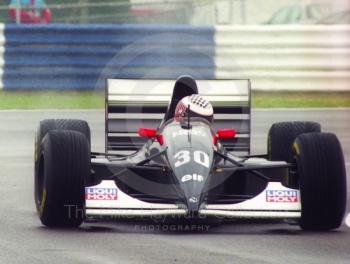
[174,150,209,168]
[174,150,190,167]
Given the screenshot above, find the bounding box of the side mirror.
[217,128,236,139]
[213,128,236,145]
[138,128,157,138]
[138,128,164,145]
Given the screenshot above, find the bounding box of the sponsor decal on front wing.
[266,190,298,203]
[85,187,118,200]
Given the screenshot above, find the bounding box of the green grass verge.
[0,91,104,109]
[253,91,350,108]
[0,91,350,109]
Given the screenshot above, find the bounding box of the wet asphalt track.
[0,109,349,264]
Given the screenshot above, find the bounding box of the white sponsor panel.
[266,190,298,203]
[204,182,301,212]
[85,187,118,200]
[85,180,179,209]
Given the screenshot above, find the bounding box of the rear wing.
[106,79,251,155]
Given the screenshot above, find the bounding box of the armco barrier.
[0,24,349,91]
[1,24,216,90]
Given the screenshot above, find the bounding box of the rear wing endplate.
[106,79,251,155]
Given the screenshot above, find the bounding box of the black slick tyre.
[34,119,90,203]
[268,121,321,162]
[35,119,90,162]
[293,132,347,231]
[35,130,90,227]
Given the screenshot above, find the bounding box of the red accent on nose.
[213,135,218,145]
[156,135,164,145]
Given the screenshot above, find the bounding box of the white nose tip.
[346,213,350,228]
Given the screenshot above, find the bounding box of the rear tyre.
[35,130,90,227]
[268,121,320,162]
[293,132,347,231]
[35,119,90,160]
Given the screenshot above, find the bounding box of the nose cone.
[162,118,214,215]
[179,170,208,214]
[168,152,212,215]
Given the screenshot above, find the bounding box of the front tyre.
[35,130,90,227]
[34,119,91,210]
[293,133,347,231]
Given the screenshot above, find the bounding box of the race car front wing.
[85,180,301,220]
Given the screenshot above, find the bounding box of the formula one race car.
[34,76,347,230]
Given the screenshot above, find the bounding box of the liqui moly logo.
[266,190,298,203]
[85,188,118,200]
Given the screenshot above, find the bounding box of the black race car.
[34,76,347,230]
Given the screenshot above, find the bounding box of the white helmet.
[174,94,214,123]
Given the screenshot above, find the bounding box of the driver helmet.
[174,94,214,123]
